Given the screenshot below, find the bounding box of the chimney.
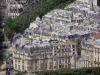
[90,0,94,11]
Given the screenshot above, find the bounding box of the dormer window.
[16,44,19,48]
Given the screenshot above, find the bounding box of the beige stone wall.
[81,45,100,67]
[13,43,77,74]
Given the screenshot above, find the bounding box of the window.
[22,60,24,63]
[54,66,56,69]
[15,64,17,69]
[59,65,61,68]
[73,52,75,55]
[41,63,43,70]
[65,65,68,68]
[15,59,17,62]
[50,62,52,69]
[54,58,56,61]
[45,64,47,69]
[72,45,75,48]
[18,65,20,70]
[18,8,23,13]
[54,53,56,56]
[22,66,24,70]
[97,0,100,6]
[18,59,20,62]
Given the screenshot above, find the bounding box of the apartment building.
[7,3,23,18]
[12,36,77,75]
[0,0,7,8]
[77,0,97,6]
[76,56,89,68]
[6,0,44,18]
[81,39,100,67]
[15,0,27,4]
[11,1,100,74]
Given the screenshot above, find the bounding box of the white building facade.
[77,0,97,6]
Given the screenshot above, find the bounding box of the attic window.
[16,44,19,48]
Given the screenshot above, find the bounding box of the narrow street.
[6,47,14,75]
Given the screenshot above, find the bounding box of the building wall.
[93,0,97,6]
[6,0,44,18]
[77,0,98,6]
[77,0,90,3]
[13,43,77,74]
[76,60,89,68]
[81,45,100,67]
[13,51,30,71]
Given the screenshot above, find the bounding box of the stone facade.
[13,39,77,75]
[6,0,44,18]
[81,39,100,67]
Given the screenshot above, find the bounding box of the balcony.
[94,61,100,64]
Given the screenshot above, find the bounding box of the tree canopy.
[39,67,100,75]
[28,0,75,22]
[15,71,27,75]
[4,16,26,40]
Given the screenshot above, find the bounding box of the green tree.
[28,0,76,23]
[15,71,27,75]
[4,17,14,40]
[40,67,100,75]
[4,16,26,40]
